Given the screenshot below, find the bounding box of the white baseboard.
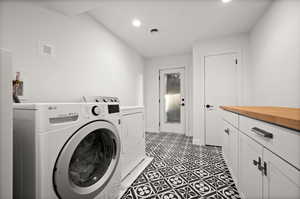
[145,127,159,133]
[193,138,201,145]
[145,130,159,133]
[118,156,153,198]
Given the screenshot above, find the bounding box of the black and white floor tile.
[121,132,241,199]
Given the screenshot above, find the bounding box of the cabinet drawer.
[222,110,239,128]
[240,115,300,169]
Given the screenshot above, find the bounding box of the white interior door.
[159,68,185,134]
[205,53,238,146]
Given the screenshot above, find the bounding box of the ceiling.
[42,0,272,58]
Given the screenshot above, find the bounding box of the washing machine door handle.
[112,138,117,158]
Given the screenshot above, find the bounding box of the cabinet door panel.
[121,112,145,179]
[223,121,239,182]
[229,125,239,182]
[263,149,300,199]
[223,121,230,165]
[239,133,263,199]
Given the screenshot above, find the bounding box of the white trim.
[193,138,201,146]
[159,66,186,71]
[0,49,13,199]
[145,129,160,134]
[119,157,153,199]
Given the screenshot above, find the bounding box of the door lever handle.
[224,128,230,135]
[253,159,259,166]
[205,104,214,108]
[253,157,262,169]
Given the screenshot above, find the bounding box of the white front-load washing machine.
[13,102,122,199]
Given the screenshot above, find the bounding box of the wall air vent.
[39,41,55,57]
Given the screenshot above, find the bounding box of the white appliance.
[0,49,13,199]
[82,96,146,181]
[13,102,122,199]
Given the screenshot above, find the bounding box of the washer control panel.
[83,96,120,114]
[83,96,119,103]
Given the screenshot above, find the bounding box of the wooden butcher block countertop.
[220,106,300,131]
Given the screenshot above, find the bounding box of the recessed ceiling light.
[132,19,141,27]
[222,0,232,3]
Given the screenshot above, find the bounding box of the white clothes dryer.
[13,102,122,199]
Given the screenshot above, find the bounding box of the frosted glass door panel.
[159,68,185,134]
[164,73,181,123]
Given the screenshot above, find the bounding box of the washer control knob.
[92,106,101,116]
[103,99,108,102]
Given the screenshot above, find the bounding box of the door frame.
[158,66,188,135]
[202,50,242,145]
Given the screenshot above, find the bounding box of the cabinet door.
[263,149,300,199]
[228,125,239,182]
[223,121,239,181]
[121,112,145,178]
[239,133,263,199]
[120,117,129,179]
[222,121,230,164]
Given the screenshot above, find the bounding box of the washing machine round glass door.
[53,120,120,199]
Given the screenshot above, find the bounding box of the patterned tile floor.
[121,132,241,199]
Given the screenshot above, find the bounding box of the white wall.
[144,54,193,136]
[0,2,144,106]
[192,34,250,145]
[249,0,300,107]
[0,49,13,199]
[192,0,300,146]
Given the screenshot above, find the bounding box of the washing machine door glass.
[69,129,114,187]
[54,121,120,199]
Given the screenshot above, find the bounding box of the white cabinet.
[120,107,145,179]
[240,115,300,169]
[223,121,239,182]
[222,122,230,162]
[263,149,300,199]
[238,132,300,199]
[222,110,300,199]
[239,133,263,199]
